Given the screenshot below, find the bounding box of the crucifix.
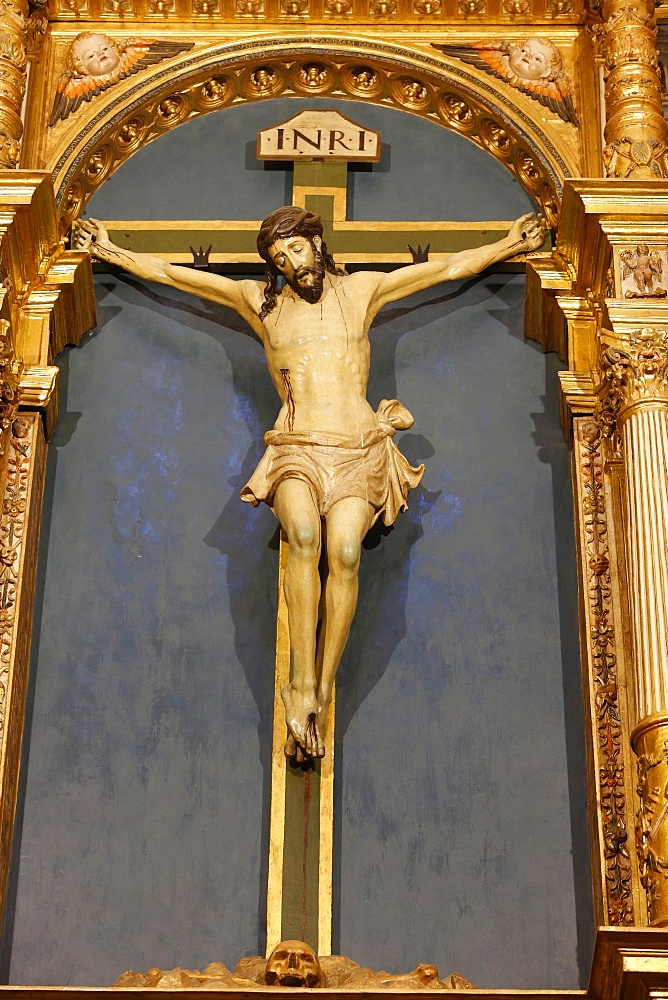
[75,107,545,961]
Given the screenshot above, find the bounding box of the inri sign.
[257,109,381,162]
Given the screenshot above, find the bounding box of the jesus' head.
[256,207,342,318]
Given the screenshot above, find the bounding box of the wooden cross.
[100,144,528,959]
[102,158,517,267]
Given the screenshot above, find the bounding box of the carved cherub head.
[265,941,323,988]
[507,37,562,82]
[67,32,122,77]
[431,36,577,125]
[50,36,194,126]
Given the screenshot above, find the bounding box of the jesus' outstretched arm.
[72,218,266,338]
[363,212,546,320]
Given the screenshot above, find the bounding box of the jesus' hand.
[72,217,110,257]
[508,212,546,253]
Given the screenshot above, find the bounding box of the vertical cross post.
[264,158,348,956]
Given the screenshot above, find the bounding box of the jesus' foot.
[284,733,311,764]
[281,684,325,759]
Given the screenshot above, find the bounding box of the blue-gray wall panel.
[86,98,535,223]
[2,98,591,989]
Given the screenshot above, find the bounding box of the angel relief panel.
[432,37,578,127]
[49,33,194,126]
[615,244,668,300]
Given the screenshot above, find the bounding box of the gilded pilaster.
[600,0,668,178]
[573,415,636,925]
[598,327,668,924]
[0,413,45,913]
[0,172,95,932]
[0,0,28,168]
[526,181,668,926]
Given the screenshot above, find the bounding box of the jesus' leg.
[273,478,324,759]
[316,497,375,733]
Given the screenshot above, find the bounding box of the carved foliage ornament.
[0,132,20,166]
[636,736,668,922]
[575,418,633,924]
[0,420,31,775]
[0,28,26,68]
[432,37,578,125]
[0,322,22,457]
[602,4,660,73]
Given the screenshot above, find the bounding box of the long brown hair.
[256,207,343,319]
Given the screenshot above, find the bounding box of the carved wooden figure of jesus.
[73,207,545,761]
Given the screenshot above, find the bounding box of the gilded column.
[600,0,668,178]
[599,328,668,923]
[0,0,27,168]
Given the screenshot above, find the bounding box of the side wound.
[280,368,295,431]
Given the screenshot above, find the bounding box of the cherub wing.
[432,42,511,81]
[118,37,195,76]
[49,38,194,127]
[650,250,663,276]
[521,73,579,127]
[49,71,108,127]
[432,41,579,127]
[619,249,636,279]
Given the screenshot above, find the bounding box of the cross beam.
[101,161,523,266]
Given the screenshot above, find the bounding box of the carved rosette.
[600,0,668,177]
[0,0,28,167]
[599,329,668,722]
[575,416,634,925]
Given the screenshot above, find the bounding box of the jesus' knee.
[288,519,321,561]
[329,537,362,578]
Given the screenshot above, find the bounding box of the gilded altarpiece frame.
[1,1,668,992]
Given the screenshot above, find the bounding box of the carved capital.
[599,329,668,427]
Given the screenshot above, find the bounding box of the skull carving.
[265,941,323,988]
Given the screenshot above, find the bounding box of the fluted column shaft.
[601,331,668,720]
[601,329,668,923]
[621,405,668,717]
[600,0,668,178]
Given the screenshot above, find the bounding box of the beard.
[286,253,326,303]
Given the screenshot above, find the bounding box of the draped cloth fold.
[240,399,424,526]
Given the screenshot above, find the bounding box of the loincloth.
[240,399,424,527]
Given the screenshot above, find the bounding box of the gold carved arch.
[46,37,579,232]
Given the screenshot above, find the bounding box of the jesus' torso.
[259,272,379,438]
